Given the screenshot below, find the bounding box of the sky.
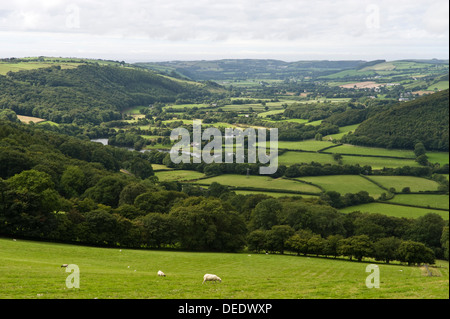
[0,0,448,63]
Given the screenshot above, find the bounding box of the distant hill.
[135,59,449,84]
[135,59,366,81]
[0,63,218,125]
[342,90,449,151]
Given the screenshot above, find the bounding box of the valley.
[0,57,448,299]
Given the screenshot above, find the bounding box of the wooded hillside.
[342,90,449,151]
[0,65,216,125]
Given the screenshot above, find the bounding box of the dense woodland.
[0,121,448,264]
[0,65,219,125]
[342,90,449,151]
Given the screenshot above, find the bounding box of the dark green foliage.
[0,120,446,263]
[342,90,449,151]
[169,197,247,252]
[373,237,402,263]
[397,240,435,265]
[0,65,213,125]
[0,109,19,122]
[83,176,128,208]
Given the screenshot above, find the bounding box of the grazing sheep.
[202,274,221,284]
[61,264,69,268]
[158,270,166,277]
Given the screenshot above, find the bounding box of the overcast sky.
[1,0,448,62]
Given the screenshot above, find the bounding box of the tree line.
[341,90,449,151]
[0,121,448,265]
[0,64,216,125]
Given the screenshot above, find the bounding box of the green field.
[278,152,336,166]
[427,152,450,165]
[155,170,205,182]
[366,176,441,193]
[271,140,335,151]
[323,124,361,140]
[0,238,448,299]
[339,202,449,220]
[276,149,421,169]
[341,155,420,169]
[388,194,449,210]
[427,81,449,91]
[164,103,212,109]
[257,109,286,118]
[296,175,386,199]
[328,144,416,158]
[191,175,322,194]
[0,61,79,75]
[233,191,319,199]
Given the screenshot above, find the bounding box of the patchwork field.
[0,238,448,299]
[296,175,386,199]
[233,191,319,199]
[323,124,361,140]
[155,170,205,182]
[388,194,449,210]
[366,176,441,193]
[0,61,79,75]
[340,156,420,169]
[272,140,335,151]
[339,202,449,220]
[16,115,47,124]
[427,81,449,91]
[191,175,322,194]
[278,152,336,166]
[427,152,450,165]
[339,81,384,89]
[327,144,416,158]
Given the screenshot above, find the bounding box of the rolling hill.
[0,62,219,125]
[342,90,449,151]
[135,59,366,81]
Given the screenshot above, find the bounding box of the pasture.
[340,155,420,169]
[388,194,449,210]
[191,175,322,194]
[233,190,319,199]
[0,61,79,75]
[278,152,336,166]
[366,176,441,193]
[339,202,449,220]
[427,152,449,166]
[296,175,386,199]
[155,170,205,182]
[266,140,335,151]
[0,238,448,299]
[327,144,416,158]
[323,124,361,140]
[427,81,449,91]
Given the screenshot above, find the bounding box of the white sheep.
[157,270,166,277]
[61,264,68,268]
[202,274,222,284]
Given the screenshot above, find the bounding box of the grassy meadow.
[155,170,206,182]
[388,194,449,210]
[366,176,441,193]
[0,61,79,75]
[296,175,386,199]
[191,175,322,194]
[327,144,416,158]
[340,202,449,220]
[0,238,448,299]
[278,152,336,166]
